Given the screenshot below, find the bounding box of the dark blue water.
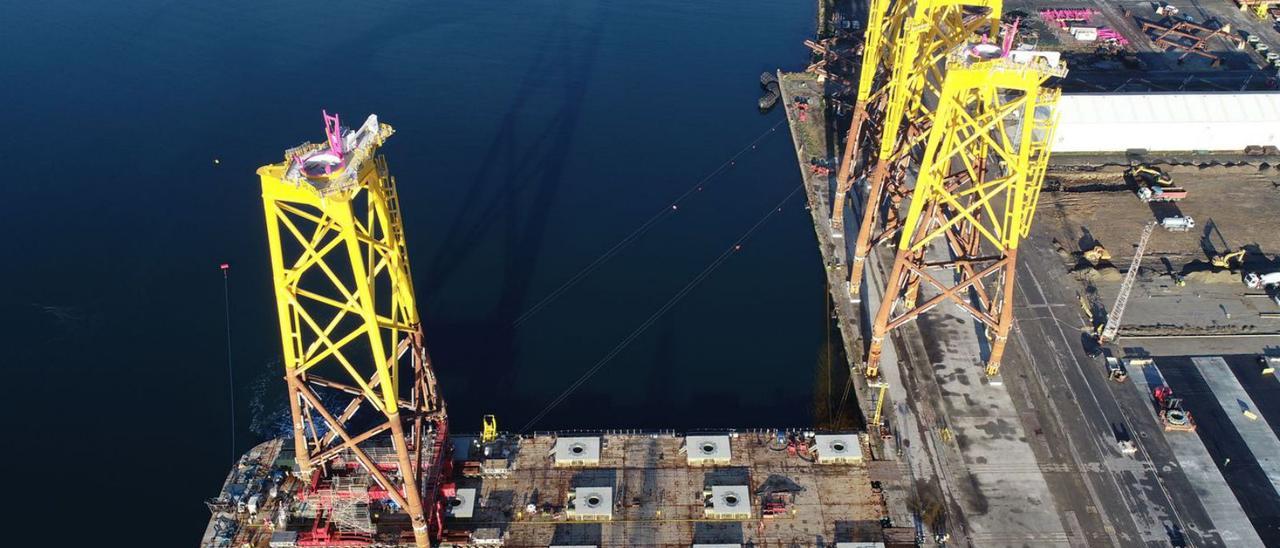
[1,0,821,541]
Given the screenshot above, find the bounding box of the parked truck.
[1161,216,1195,232]
[1245,271,1280,289]
[1128,164,1188,202]
[1137,185,1188,202]
[1104,357,1128,382]
[1245,271,1280,306]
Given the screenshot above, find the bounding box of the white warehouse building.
[1051,92,1280,153]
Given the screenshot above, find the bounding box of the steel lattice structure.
[830,0,900,235]
[259,114,448,547]
[840,0,1003,298]
[864,55,1065,378]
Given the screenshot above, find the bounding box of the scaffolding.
[259,113,449,547]
[864,53,1066,378]
[304,474,375,535]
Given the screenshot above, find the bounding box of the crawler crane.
[1099,222,1156,343]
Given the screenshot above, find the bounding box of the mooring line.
[520,184,803,432]
[513,119,786,327]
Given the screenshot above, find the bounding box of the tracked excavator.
[1211,249,1245,270]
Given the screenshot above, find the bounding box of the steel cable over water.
[221,264,236,463]
[519,183,804,433]
[512,119,786,327]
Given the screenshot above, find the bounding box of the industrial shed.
[1052,92,1280,153]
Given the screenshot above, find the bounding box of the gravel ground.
[1030,161,1280,335]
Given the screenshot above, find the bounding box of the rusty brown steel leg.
[848,160,890,296]
[865,247,915,379]
[294,388,411,508]
[285,374,313,474]
[388,416,432,547]
[866,200,951,377]
[832,104,869,232]
[985,248,1018,377]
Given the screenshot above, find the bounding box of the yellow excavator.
[1083,244,1112,264]
[1125,164,1173,187]
[1212,249,1245,270]
[1126,164,1188,202]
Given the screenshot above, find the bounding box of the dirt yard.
[1030,159,1280,335]
[1037,161,1280,267]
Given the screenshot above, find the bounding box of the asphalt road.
[999,236,1228,547]
[1155,356,1280,545]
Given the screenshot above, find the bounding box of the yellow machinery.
[837,0,1003,298]
[481,414,498,443]
[1259,354,1279,375]
[869,382,889,438]
[829,0,901,233]
[260,113,446,547]
[864,53,1066,378]
[1078,293,1094,323]
[1125,164,1172,187]
[1212,249,1245,270]
[1236,0,1279,19]
[1083,244,1112,264]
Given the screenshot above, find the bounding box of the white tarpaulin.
[1052,92,1280,153]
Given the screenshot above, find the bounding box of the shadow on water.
[644,318,678,425]
[813,287,863,430]
[421,3,606,416]
[424,2,602,297]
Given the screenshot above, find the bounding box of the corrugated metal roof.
[1054,92,1280,152]
[1059,93,1280,125]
